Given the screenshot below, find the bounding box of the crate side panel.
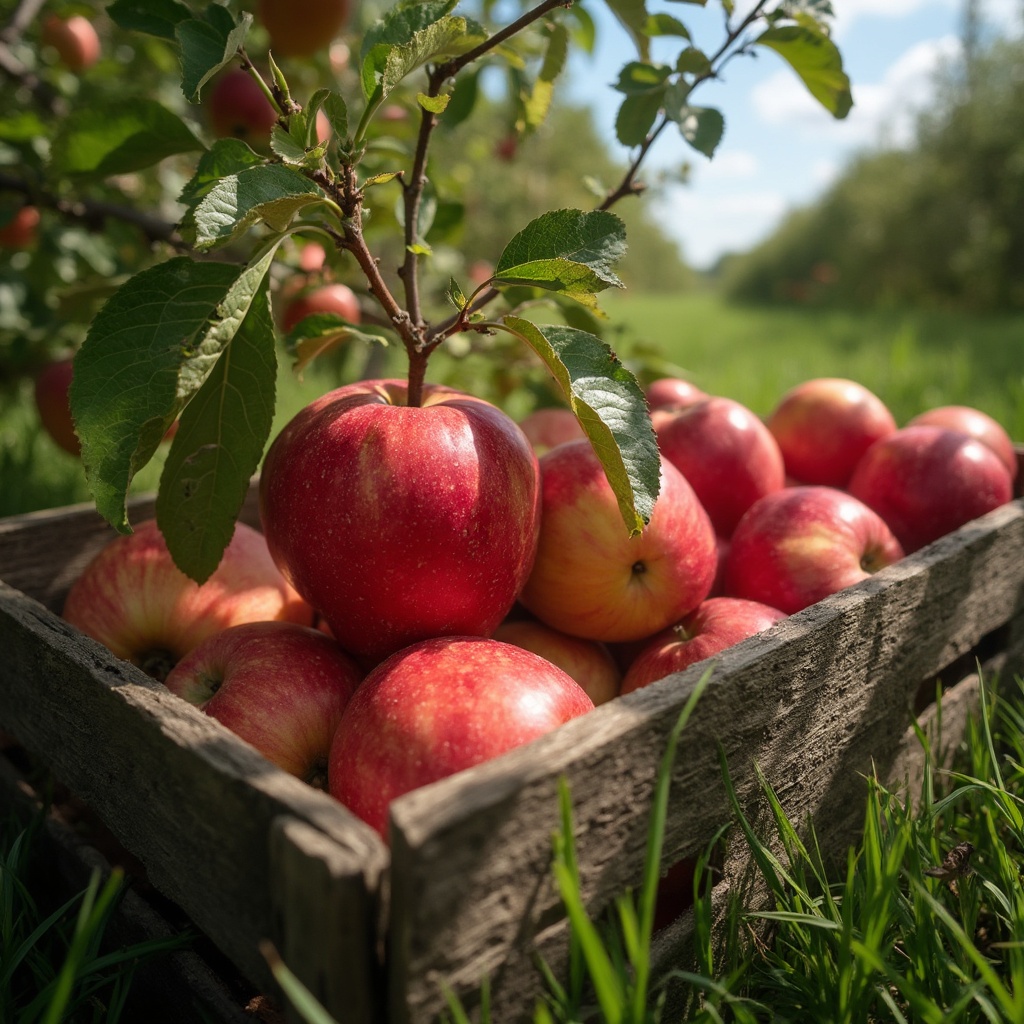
[0,581,386,1009]
[387,500,1024,1023]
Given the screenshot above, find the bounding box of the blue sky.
[564,0,1023,268]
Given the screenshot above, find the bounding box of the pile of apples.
[61,375,1018,840]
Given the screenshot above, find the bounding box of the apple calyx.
[305,758,329,791]
[631,560,647,576]
[139,648,178,682]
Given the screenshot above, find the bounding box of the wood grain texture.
[0,580,387,1014]
[388,498,1024,1023]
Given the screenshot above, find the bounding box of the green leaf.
[50,98,203,177]
[645,13,691,38]
[71,258,245,533]
[524,23,569,132]
[613,61,672,95]
[192,163,327,251]
[287,315,390,377]
[503,317,659,533]
[603,0,651,60]
[756,24,852,118]
[156,286,277,584]
[495,209,627,300]
[270,124,311,164]
[321,92,349,142]
[0,111,48,142]
[107,0,192,39]
[666,90,725,157]
[177,5,252,103]
[417,92,450,114]
[615,91,663,147]
[447,277,468,309]
[364,171,400,187]
[438,68,480,129]
[676,46,711,76]
[178,139,263,243]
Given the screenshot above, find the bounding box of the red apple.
[298,241,327,273]
[328,636,593,838]
[621,597,786,694]
[656,396,786,537]
[165,621,362,788]
[41,14,100,72]
[207,68,278,146]
[766,378,897,488]
[0,205,40,248]
[259,380,541,663]
[723,486,905,614]
[518,439,718,643]
[517,407,585,456]
[645,377,707,412]
[33,358,80,456]
[258,0,350,57]
[906,405,1017,482]
[492,618,621,705]
[280,282,361,333]
[495,134,518,161]
[62,519,314,680]
[848,424,1014,554]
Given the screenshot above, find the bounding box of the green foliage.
[0,810,189,1022]
[723,31,1024,312]
[0,0,853,579]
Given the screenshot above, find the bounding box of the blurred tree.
[723,28,1024,311]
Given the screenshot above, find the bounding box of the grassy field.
[2,289,1022,518]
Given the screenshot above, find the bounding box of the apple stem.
[407,349,428,407]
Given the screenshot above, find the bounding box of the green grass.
[603,289,1024,436]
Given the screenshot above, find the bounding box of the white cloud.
[751,35,962,148]
[697,148,759,180]
[650,187,789,268]
[830,0,956,38]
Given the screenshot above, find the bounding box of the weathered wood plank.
[0,581,387,1015]
[270,816,386,1024]
[387,498,1024,1023]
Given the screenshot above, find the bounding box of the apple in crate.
[848,424,1014,554]
[724,486,905,615]
[621,597,786,694]
[165,621,362,789]
[906,405,1018,483]
[329,636,594,838]
[656,396,786,538]
[492,618,621,705]
[766,377,897,488]
[517,407,585,455]
[62,519,313,680]
[518,439,717,643]
[645,377,707,411]
[260,380,540,663]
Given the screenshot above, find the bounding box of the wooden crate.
[1,457,1023,1023]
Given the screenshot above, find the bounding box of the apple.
[328,636,593,838]
[766,377,897,488]
[492,618,621,705]
[33,358,80,456]
[259,380,541,663]
[621,597,786,694]
[165,621,362,789]
[62,519,314,680]
[645,377,707,412]
[258,0,350,57]
[906,405,1018,483]
[495,134,518,161]
[517,407,586,456]
[467,260,494,286]
[848,424,1014,554]
[207,68,278,146]
[723,486,905,615]
[41,14,100,72]
[655,396,786,537]
[518,439,718,643]
[298,241,327,273]
[0,206,40,249]
[280,282,361,333]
